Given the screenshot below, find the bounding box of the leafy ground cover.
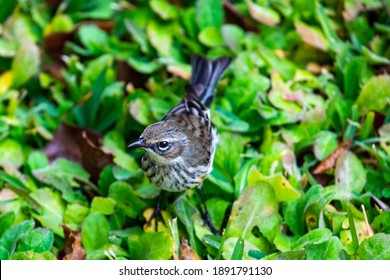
[0,0,389,260]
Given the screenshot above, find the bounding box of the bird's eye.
[157,141,170,151]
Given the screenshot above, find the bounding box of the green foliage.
[0,0,389,260]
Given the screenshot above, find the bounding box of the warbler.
[129,55,231,232]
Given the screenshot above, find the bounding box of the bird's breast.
[141,153,211,192]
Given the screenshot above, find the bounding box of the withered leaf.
[44,20,113,61]
[180,239,201,260]
[60,224,86,260]
[295,21,327,51]
[116,60,149,90]
[44,123,113,183]
[223,0,259,32]
[312,141,351,175]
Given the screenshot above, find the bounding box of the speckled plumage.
[129,55,231,192]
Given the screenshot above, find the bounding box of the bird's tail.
[189,55,231,107]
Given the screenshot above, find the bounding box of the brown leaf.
[246,0,280,26]
[44,20,113,61]
[312,141,351,175]
[306,62,331,74]
[44,123,113,183]
[179,239,201,260]
[167,65,191,80]
[223,0,259,32]
[44,0,62,6]
[44,31,74,60]
[295,21,327,51]
[116,60,149,90]
[60,225,86,260]
[42,62,67,84]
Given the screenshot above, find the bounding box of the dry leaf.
[295,21,327,51]
[44,20,113,61]
[44,123,113,183]
[167,65,191,80]
[223,0,259,32]
[60,224,86,260]
[180,239,201,260]
[312,141,351,175]
[246,0,280,26]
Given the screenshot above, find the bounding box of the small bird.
[128,54,231,232]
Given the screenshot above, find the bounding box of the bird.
[128,54,232,233]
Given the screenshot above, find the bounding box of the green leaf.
[0,138,24,168]
[304,236,342,260]
[129,231,175,260]
[231,237,244,260]
[293,228,333,249]
[313,131,338,160]
[233,157,259,198]
[315,2,343,52]
[33,158,89,187]
[150,0,178,20]
[11,251,56,260]
[128,57,161,74]
[0,0,17,23]
[372,212,390,234]
[362,46,390,65]
[0,220,34,255]
[223,180,279,248]
[0,246,9,260]
[33,159,90,202]
[91,197,116,215]
[27,151,49,171]
[335,151,367,196]
[198,27,224,47]
[64,204,90,231]
[343,57,369,99]
[248,167,300,202]
[87,243,129,260]
[85,68,107,128]
[275,250,306,260]
[213,132,246,176]
[196,0,224,29]
[81,212,110,254]
[222,24,245,54]
[356,75,390,114]
[124,19,150,54]
[168,218,180,259]
[174,196,203,256]
[222,237,262,260]
[0,212,15,237]
[78,25,108,54]
[146,21,173,56]
[357,233,390,260]
[16,228,54,253]
[205,197,231,230]
[11,41,40,88]
[108,181,146,218]
[30,188,65,236]
[214,106,250,132]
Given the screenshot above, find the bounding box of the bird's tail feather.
[189,55,231,107]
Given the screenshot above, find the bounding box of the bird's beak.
[128,138,147,149]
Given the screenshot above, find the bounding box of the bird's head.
[128,120,188,163]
